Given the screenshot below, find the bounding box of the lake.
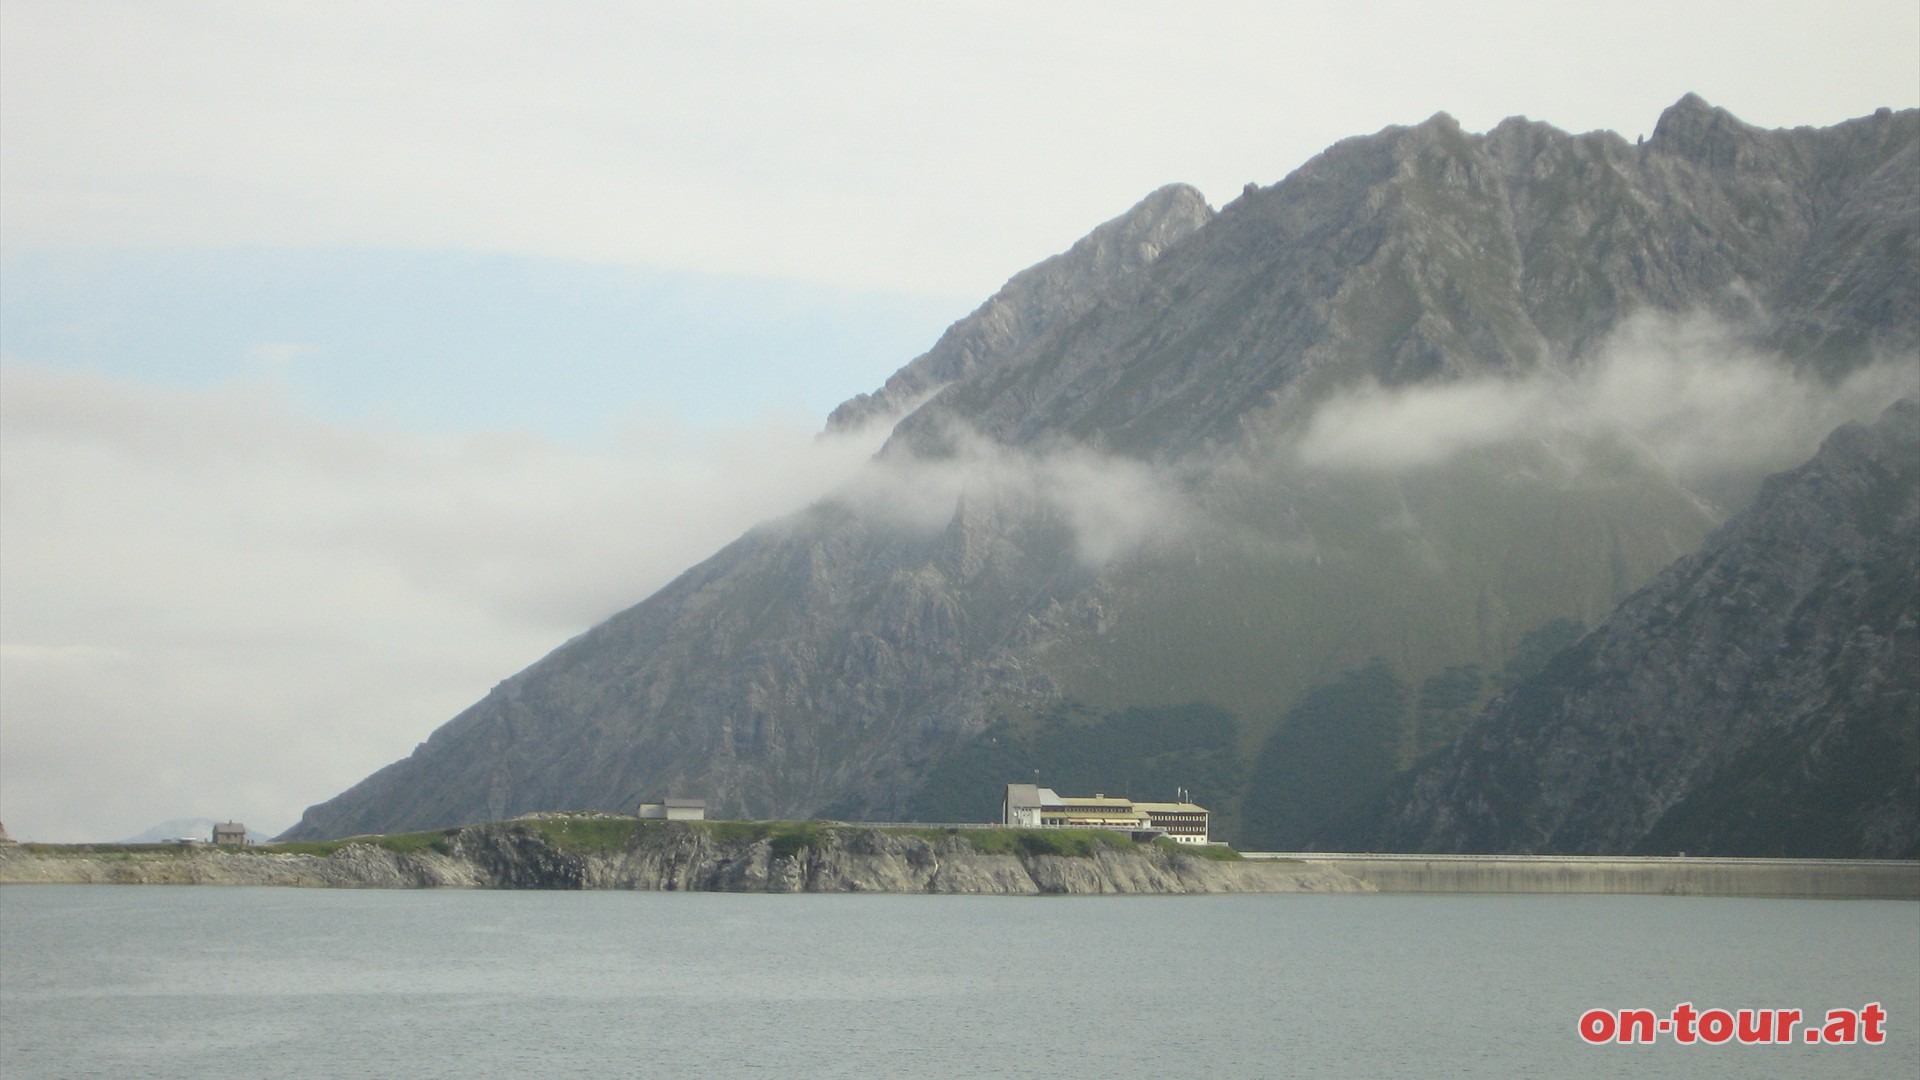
[2,886,1915,1078]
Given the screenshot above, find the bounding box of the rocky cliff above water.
[0,819,1364,894]
[285,97,1919,844]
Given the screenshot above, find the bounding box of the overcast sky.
[3,0,1916,841]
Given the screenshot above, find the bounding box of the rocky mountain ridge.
[827,183,1215,432]
[887,94,1916,460]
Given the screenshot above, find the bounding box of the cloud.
[3,3,1911,297]
[0,364,890,840]
[1293,312,1918,490]
[827,420,1200,568]
[0,359,1195,841]
[823,310,1915,578]
[0,359,1196,842]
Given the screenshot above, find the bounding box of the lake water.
[2,886,1915,1078]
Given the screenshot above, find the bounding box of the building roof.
[1009,785,1205,814]
[1004,783,1043,809]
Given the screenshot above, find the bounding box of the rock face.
[448,824,1347,894]
[284,98,1918,843]
[1362,400,1920,857]
[0,821,1365,894]
[827,183,1216,431]
[888,95,1916,458]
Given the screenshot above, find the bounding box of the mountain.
[1358,399,1918,858]
[886,94,1915,460]
[283,97,1918,842]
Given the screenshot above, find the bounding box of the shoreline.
[4,823,1914,898]
[0,819,1362,895]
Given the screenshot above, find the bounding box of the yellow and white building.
[1001,784,1211,844]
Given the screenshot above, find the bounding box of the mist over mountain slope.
[284,97,1918,843]
[1358,399,1919,858]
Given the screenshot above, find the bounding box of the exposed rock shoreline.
[0,820,1366,895]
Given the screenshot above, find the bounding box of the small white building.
[637,797,707,821]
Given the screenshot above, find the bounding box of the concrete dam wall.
[1247,853,1920,900]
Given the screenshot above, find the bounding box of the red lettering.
[1862,1002,1886,1045]
[1580,1003,1875,1049]
[1618,1009,1656,1044]
[1671,1002,1698,1044]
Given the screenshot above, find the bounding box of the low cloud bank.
[830,314,1916,577]
[828,421,1202,567]
[1293,312,1916,490]
[0,366,1197,841]
[0,364,890,841]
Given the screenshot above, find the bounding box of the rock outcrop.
[0,820,1364,894]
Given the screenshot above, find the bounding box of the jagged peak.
[1647,93,1764,164]
[1482,112,1634,172]
[1138,181,1211,213]
[1665,91,1717,116]
[823,182,1212,432]
[1069,182,1214,253]
[1342,111,1481,167]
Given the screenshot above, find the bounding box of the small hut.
[636,798,707,821]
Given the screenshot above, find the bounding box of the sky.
[3,1,1916,842]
